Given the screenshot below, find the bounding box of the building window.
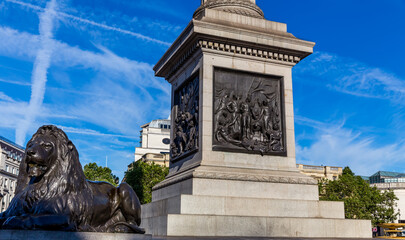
[5,165,9,172]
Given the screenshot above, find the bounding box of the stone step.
[142,195,345,219]
[152,177,320,202]
[141,214,372,238]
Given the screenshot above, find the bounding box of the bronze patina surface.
[213,68,286,156]
[0,125,144,233]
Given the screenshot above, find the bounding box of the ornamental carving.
[171,75,199,161]
[213,68,286,156]
[194,0,264,19]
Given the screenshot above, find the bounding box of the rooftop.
[0,136,25,151]
[370,171,404,178]
[141,119,171,129]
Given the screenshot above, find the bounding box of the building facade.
[296,164,343,181]
[139,153,170,167]
[369,171,405,184]
[0,136,24,212]
[369,171,405,223]
[134,119,171,164]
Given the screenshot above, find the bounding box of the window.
[5,165,9,172]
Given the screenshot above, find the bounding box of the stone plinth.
[0,230,152,240]
[143,1,372,238]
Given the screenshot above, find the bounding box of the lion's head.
[16,125,87,195]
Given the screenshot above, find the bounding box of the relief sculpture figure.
[171,76,199,160]
[213,69,285,155]
[0,125,144,233]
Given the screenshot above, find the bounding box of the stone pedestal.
[142,1,372,238]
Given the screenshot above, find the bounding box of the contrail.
[5,0,171,46]
[15,0,58,145]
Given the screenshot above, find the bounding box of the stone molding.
[194,0,264,19]
[153,171,194,191]
[153,170,317,191]
[193,171,318,185]
[168,39,302,79]
[371,182,405,190]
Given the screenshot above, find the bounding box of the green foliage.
[319,167,398,226]
[83,162,119,186]
[124,161,169,204]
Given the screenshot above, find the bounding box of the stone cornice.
[153,170,317,191]
[0,169,18,179]
[164,37,308,80]
[154,18,314,80]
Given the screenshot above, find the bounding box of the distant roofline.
[359,176,370,180]
[141,119,171,129]
[371,170,403,178]
[296,163,342,169]
[0,136,25,151]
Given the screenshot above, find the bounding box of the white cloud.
[66,76,169,136]
[15,0,58,146]
[58,126,138,139]
[0,1,6,10]
[296,52,405,103]
[5,0,171,46]
[0,78,31,86]
[0,100,28,129]
[0,92,15,102]
[0,26,163,91]
[0,26,171,140]
[296,117,405,176]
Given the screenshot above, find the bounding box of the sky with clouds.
[0,0,404,180]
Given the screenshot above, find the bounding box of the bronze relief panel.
[213,68,286,156]
[171,74,199,161]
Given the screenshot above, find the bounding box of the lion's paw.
[2,216,32,230]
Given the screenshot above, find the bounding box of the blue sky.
[0,0,404,180]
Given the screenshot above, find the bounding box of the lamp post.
[399,208,401,223]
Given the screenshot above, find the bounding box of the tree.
[83,162,119,186]
[319,167,398,226]
[124,161,169,204]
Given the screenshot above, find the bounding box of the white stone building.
[297,164,342,181]
[369,171,405,223]
[0,136,24,212]
[134,119,171,162]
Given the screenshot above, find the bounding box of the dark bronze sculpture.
[213,68,286,156]
[0,125,144,233]
[171,75,199,161]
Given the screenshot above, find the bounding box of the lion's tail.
[111,222,145,234]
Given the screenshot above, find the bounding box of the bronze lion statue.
[0,125,144,233]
